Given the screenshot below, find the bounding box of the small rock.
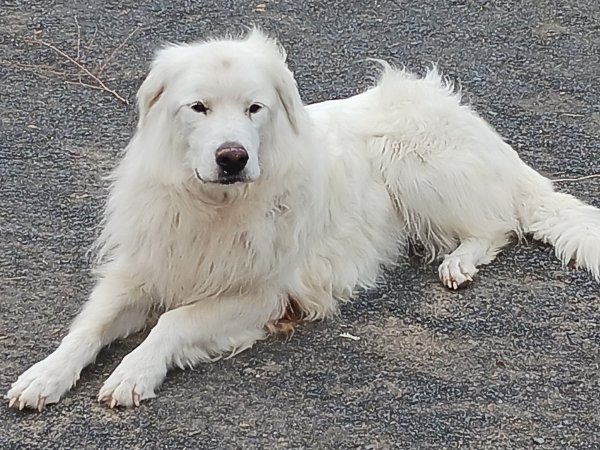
[532,437,545,445]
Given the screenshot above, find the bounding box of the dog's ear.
[136,45,188,128]
[275,70,303,135]
[245,30,305,134]
[136,68,165,128]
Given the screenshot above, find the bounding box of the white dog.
[7,31,600,411]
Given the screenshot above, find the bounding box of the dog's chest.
[137,198,298,303]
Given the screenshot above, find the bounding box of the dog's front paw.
[438,256,477,290]
[6,358,78,411]
[98,355,165,408]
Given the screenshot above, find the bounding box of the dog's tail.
[518,165,600,281]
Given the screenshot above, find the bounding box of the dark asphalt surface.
[1,1,599,449]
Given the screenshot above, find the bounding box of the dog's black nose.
[215,143,248,174]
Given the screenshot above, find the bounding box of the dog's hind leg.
[6,266,149,411]
[97,291,284,408]
[438,234,508,290]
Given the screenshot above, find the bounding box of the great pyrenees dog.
[7,30,600,411]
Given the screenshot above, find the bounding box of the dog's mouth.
[216,174,247,185]
[194,169,251,185]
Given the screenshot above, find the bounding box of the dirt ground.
[1,1,599,449]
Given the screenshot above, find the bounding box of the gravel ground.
[1,1,599,449]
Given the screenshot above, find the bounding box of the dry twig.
[97,25,142,74]
[63,79,115,93]
[88,23,99,49]
[0,59,70,78]
[9,21,134,105]
[31,35,129,104]
[74,16,81,62]
[553,174,600,183]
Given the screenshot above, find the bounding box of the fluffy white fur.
[7,31,600,411]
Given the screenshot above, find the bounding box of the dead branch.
[558,112,585,118]
[30,35,129,104]
[0,59,71,78]
[97,25,142,74]
[553,174,600,182]
[74,16,81,62]
[88,23,99,49]
[63,79,114,93]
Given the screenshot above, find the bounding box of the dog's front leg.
[98,292,283,408]
[6,266,149,411]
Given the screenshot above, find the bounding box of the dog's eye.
[248,103,263,115]
[191,102,208,114]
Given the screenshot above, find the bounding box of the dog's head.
[134,30,305,187]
